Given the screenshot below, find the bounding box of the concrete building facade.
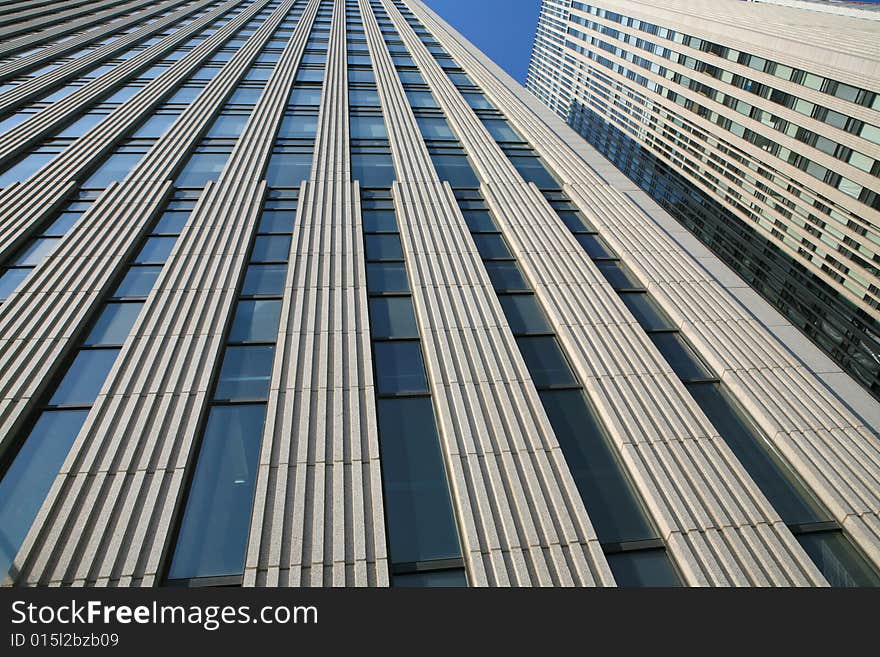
[0,0,877,588]
[527,0,880,399]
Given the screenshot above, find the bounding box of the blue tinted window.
[251,235,291,262]
[369,297,418,339]
[43,212,82,236]
[277,114,318,139]
[229,300,282,343]
[82,153,142,188]
[0,153,55,188]
[405,90,438,108]
[365,234,403,260]
[258,209,296,233]
[214,345,274,401]
[0,268,30,300]
[242,264,287,296]
[167,404,266,580]
[516,336,576,387]
[229,87,263,105]
[176,152,228,187]
[430,154,480,188]
[377,397,460,563]
[84,302,143,346]
[49,348,120,406]
[367,263,409,293]
[499,295,551,334]
[484,261,530,291]
[265,153,313,188]
[351,152,396,187]
[57,113,105,138]
[114,266,161,298]
[393,569,467,587]
[206,113,249,138]
[135,236,176,264]
[349,88,380,106]
[132,113,176,139]
[606,549,681,587]
[0,410,89,580]
[416,116,454,140]
[15,238,60,266]
[509,156,560,189]
[350,115,387,139]
[374,341,428,394]
[289,86,322,105]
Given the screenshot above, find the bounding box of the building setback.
[0,0,877,587]
[527,0,880,399]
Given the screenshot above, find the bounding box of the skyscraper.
[0,0,877,588]
[527,0,880,399]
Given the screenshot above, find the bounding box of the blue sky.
[423,0,542,84]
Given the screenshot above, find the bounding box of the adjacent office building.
[527,0,880,399]
[0,0,877,588]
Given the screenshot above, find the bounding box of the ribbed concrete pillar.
[392,0,828,585]
[244,0,389,587]
[6,0,320,586]
[362,0,614,587]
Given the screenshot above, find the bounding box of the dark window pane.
[176,152,228,188]
[351,152,396,187]
[509,156,560,189]
[135,236,176,264]
[369,296,418,338]
[650,333,712,381]
[242,264,287,296]
[0,268,30,300]
[167,404,266,580]
[416,116,454,140]
[365,234,403,261]
[265,153,313,188]
[229,299,282,343]
[251,235,291,263]
[484,261,530,291]
[576,234,615,259]
[362,210,398,232]
[556,210,594,232]
[0,410,89,580]
[461,209,496,232]
[377,397,461,563]
[350,114,387,139]
[472,234,511,260]
[277,114,318,139]
[15,237,60,266]
[797,531,880,587]
[84,302,143,346]
[596,261,641,290]
[499,294,551,334]
[258,209,295,233]
[621,293,674,331]
[49,348,120,406]
[430,154,480,188]
[367,262,410,293]
[539,389,656,543]
[82,153,142,188]
[516,336,576,387]
[606,550,682,587]
[214,345,274,401]
[374,341,428,394]
[688,383,827,525]
[393,569,467,587]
